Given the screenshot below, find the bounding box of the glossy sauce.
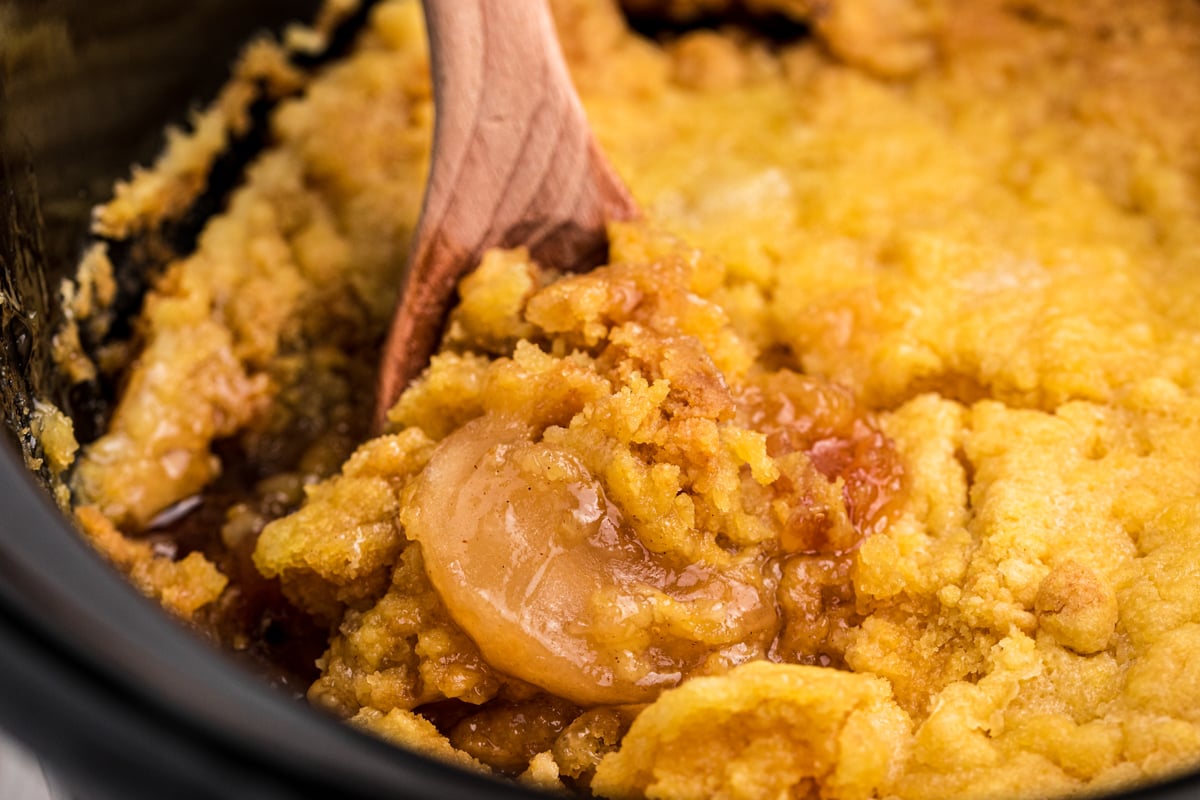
[740,370,905,549]
[738,370,905,666]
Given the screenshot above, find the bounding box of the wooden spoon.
[374,0,639,428]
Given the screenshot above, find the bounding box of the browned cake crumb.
[76,505,227,619]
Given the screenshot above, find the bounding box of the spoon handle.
[375,0,637,425]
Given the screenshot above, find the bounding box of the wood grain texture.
[375,0,639,426]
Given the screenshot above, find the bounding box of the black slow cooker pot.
[1,2,1199,799]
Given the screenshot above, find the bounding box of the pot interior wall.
[0,0,322,475]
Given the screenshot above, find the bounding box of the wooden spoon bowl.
[374,0,639,425]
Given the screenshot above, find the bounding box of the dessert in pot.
[43,0,1200,797]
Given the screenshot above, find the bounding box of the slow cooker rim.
[6,438,1200,800]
